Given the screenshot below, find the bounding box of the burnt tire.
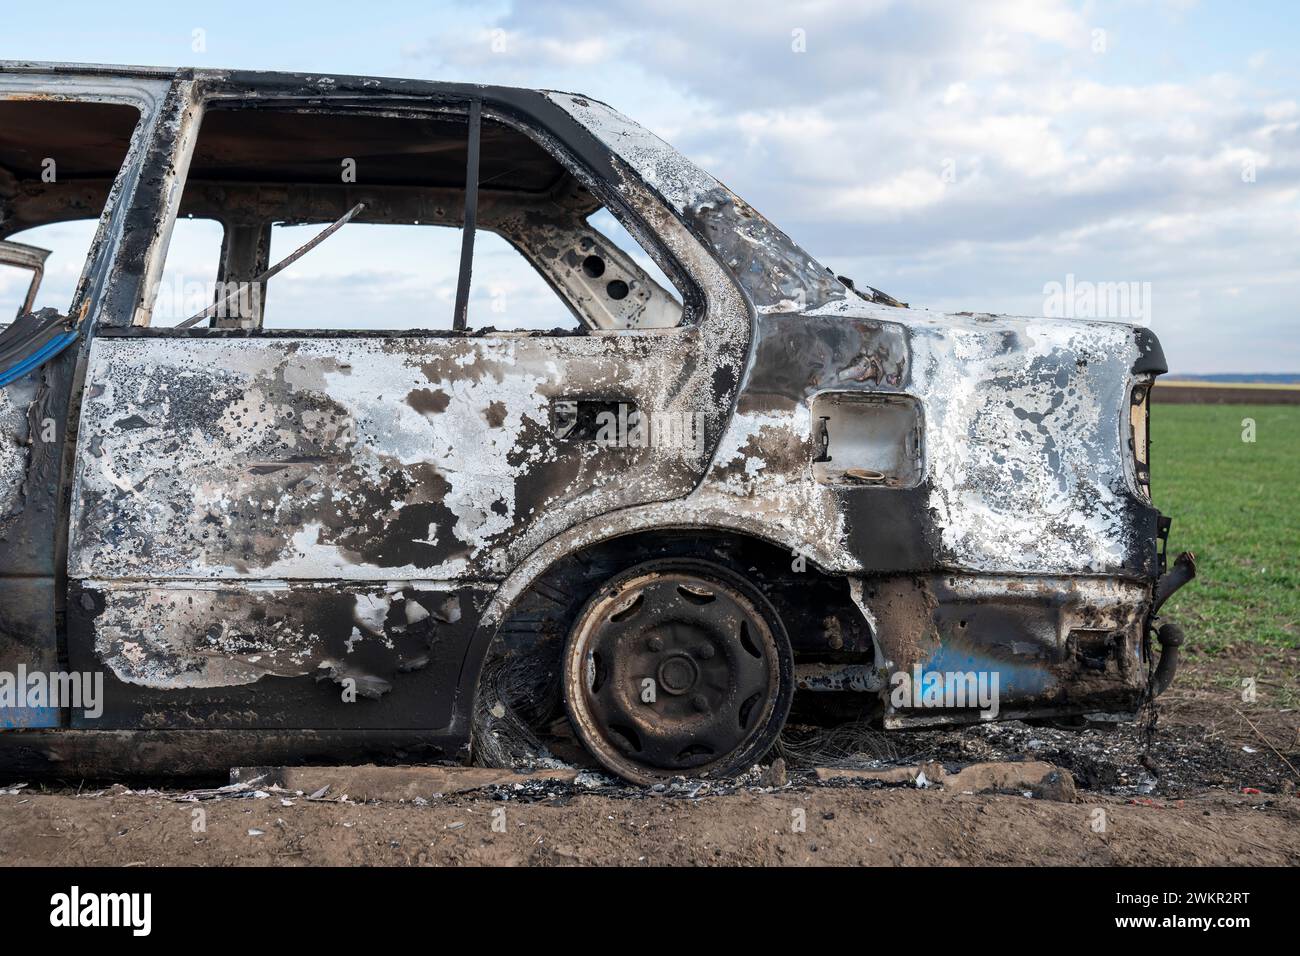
[561,559,794,785]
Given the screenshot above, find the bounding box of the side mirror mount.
[0,240,52,321]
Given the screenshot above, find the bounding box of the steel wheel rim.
[563,565,783,784]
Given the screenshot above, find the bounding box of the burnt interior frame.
[0,97,148,319]
[126,89,705,336]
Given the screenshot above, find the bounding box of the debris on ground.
[229,765,579,802]
[782,714,1296,798]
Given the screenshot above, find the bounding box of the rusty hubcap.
[563,564,786,783]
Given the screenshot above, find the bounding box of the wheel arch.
[460,514,869,768]
[482,508,852,631]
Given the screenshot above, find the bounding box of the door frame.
[0,68,170,729]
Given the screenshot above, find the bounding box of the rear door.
[64,82,741,732]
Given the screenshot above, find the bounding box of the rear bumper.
[859,572,1156,724]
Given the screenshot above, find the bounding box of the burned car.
[0,63,1194,784]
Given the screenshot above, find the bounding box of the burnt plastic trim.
[1132,326,1168,375]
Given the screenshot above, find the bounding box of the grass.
[1152,403,1299,656]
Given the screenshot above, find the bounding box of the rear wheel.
[561,559,794,785]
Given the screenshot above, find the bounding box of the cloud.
[394,0,1298,371]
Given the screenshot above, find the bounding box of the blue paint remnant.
[923,642,1055,699]
[0,705,62,729]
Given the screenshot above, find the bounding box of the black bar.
[452,99,481,332]
[0,865,1277,939]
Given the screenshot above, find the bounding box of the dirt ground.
[0,652,1295,866]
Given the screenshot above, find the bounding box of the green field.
[1153,404,1299,654]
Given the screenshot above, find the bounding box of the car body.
[0,62,1193,782]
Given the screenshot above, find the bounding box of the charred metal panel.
[1,350,92,587]
[725,303,1158,578]
[681,303,1158,578]
[67,581,485,729]
[745,312,910,400]
[69,332,728,583]
[685,188,847,314]
[686,311,933,572]
[904,313,1152,575]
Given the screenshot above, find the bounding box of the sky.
[2,0,1298,372]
